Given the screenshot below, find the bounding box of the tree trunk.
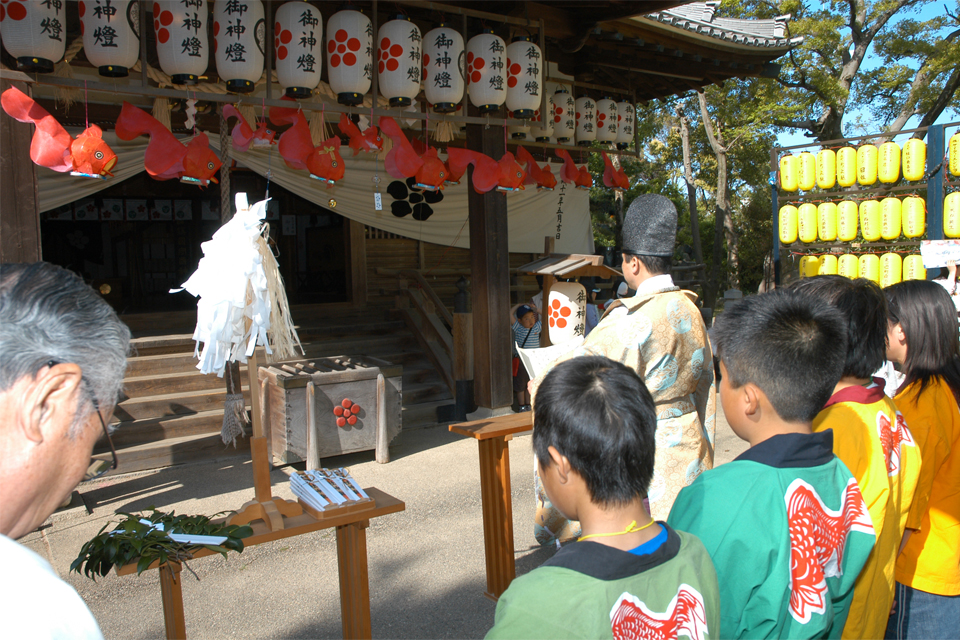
[677,103,704,265]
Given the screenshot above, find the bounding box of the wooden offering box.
[259,356,402,465]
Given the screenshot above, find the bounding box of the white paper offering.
[545,282,587,344]
[920,240,960,269]
[517,336,585,380]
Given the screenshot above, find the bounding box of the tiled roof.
[645,1,805,48]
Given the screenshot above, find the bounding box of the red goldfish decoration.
[601,150,630,191]
[495,152,526,192]
[115,102,221,186]
[447,147,500,193]
[306,137,346,187]
[516,146,557,191]
[556,149,593,190]
[222,105,275,152]
[1,86,117,179]
[338,112,383,155]
[379,116,446,191]
[269,101,314,171]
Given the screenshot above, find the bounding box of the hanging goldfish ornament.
[222,105,275,152]
[601,150,630,191]
[337,112,382,155]
[516,146,557,191]
[555,149,593,190]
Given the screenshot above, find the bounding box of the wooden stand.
[449,412,533,600]
[298,497,375,520]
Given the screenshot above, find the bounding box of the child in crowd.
[884,281,960,640]
[667,289,876,639]
[487,356,720,639]
[510,303,540,412]
[791,276,919,640]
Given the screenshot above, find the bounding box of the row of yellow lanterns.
[779,132,960,192]
[798,253,925,287]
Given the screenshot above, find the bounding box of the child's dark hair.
[885,280,960,405]
[790,275,888,379]
[533,356,656,506]
[712,289,847,423]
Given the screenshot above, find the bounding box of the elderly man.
[532,194,717,543]
[0,262,130,639]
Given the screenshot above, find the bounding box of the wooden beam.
[0,78,41,262]
[348,219,367,307]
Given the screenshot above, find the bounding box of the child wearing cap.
[487,356,720,639]
[510,303,540,412]
[667,289,876,639]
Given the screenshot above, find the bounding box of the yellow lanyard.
[578,519,657,542]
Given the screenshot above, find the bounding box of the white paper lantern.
[153,1,208,85]
[616,100,634,149]
[595,98,618,143]
[546,282,586,343]
[213,0,264,94]
[505,36,542,119]
[326,9,372,105]
[0,0,65,72]
[377,16,422,108]
[575,96,596,145]
[274,1,321,98]
[529,93,555,141]
[423,23,463,113]
[466,29,506,114]
[553,87,575,142]
[81,0,140,77]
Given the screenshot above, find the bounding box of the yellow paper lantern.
[858,144,878,186]
[798,203,818,243]
[878,141,901,184]
[880,253,903,288]
[838,254,859,279]
[837,201,859,242]
[902,197,925,239]
[860,200,881,241]
[902,139,926,182]
[798,151,817,191]
[946,192,960,238]
[881,197,902,240]
[780,154,799,192]
[819,254,838,275]
[800,256,821,278]
[950,132,960,177]
[902,255,926,281]
[859,254,880,284]
[818,202,838,242]
[837,147,857,187]
[779,205,799,244]
[817,149,836,190]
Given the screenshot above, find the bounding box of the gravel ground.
[18,405,746,639]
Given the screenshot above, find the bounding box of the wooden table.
[449,412,533,600]
[117,487,404,639]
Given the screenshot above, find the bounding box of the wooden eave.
[518,253,622,279]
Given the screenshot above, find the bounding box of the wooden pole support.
[337,520,372,639]
[375,373,389,463]
[159,562,186,640]
[306,380,320,470]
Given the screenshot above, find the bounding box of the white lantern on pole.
[575,96,596,145]
[153,1,208,85]
[81,0,140,77]
[505,36,542,119]
[0,0,66,73]
[546,282,587,344]
[553,87,575,142]
[466,29,506,115]
[616,100,634,149]
[595,98,618,143]
[529,93,555,141]
[214,0,265,94]
[274,1,321,99]
[326,9,372,105]
[377,16,422,108]
[423,23,463,114]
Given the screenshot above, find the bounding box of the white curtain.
[38,129,594,254]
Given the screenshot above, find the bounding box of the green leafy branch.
[70,508,253,580]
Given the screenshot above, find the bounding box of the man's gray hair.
[0,263,131,429]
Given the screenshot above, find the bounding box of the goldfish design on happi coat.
[609,585,709,640]
[338,112,383,155]
[556,148,593,190]
[516,146,557,191]
[784,478,874,624]
[222,105,275,152]
[1,86,117,179]
[602,150,630,191]
[876,411,915,476]
[115,102,220,186]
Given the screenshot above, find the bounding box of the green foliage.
[71,508,253,580]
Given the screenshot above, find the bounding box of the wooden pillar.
[467,115,512,410]
[0,79,41,263]
[348,219,367,306]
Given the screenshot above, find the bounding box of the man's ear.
[547,445,572,484]
[742,382,763,417]
[21,363,84,444]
